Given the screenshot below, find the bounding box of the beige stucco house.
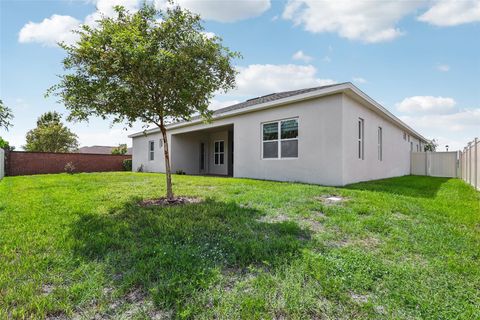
[129,82,427,186]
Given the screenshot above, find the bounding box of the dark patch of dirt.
[139,197,201,207]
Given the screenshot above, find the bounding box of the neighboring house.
[129,82,427,186]
[77,145,132,155]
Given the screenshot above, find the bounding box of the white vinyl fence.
[411,151,459,178]
[0,148,4,180]
[460,138,479,190]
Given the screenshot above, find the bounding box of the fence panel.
[411,151,458,178]
[460,138,479,190]
[0,148,4,180]
[429,152,458,178]
[411,152,427,175]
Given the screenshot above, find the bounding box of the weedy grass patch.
[0,173,478,319]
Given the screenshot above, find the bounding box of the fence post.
[475,138,478,190]
[460,151,463,179]
[426,152,430,176]
[467,142,472,184]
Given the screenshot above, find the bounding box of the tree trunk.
[159,124,174,200]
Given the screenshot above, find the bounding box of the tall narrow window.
[148,140,155,161]
[262,122,278,158]
[280,119,298,158]
[358,118,364,160]
[214,140,224,165]
[378,127,383,161]
[200,142,205,170]
[262,118,298,159]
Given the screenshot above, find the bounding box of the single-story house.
[129,82,427,186]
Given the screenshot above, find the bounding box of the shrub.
[123,159,132,171]
[64,162,76,174]
[175,170,186,175]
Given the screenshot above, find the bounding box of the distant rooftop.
[77,145,132,155]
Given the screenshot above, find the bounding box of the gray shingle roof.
[209,83,343,116]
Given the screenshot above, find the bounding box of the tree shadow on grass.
[344,175,451,199]
[70,198,310,314]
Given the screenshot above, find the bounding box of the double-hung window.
[148,140,155,161]
[358,118,364,160]
[378,127,383,161]
[262,118,298,159]
[214,140,224,165]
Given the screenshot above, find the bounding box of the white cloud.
[437,64,450,72]
[85,0,141,27]
[18,0,221,46]
[396,96,457,114]
[156,0,271,22]
[231,64,335,97]
[418,0,480,26]
[18,0,141,46]
[292,50,313,62]
[399,108,480,150]
[352,77,367,84]
[282,0,421,43]
[400,108,480,131]
[18,14,81,46]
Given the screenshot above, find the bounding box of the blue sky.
[1,0,479,151]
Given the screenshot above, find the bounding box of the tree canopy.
[24,111,79,153]
[48,4,239,199]
[0,137,14,151]
[424,139,438,152]
[112,144,128,155]
[0,99,13,131]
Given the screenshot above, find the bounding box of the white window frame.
[378,126,383,161]
[148,140,155,161]
[358,118,364,160]
[214,140,224,165]
[261,117,299,160]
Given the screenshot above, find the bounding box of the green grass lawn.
[0,173,479,319]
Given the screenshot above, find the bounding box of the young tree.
[0,137,14,151]
[112,143,128,155]
[24,111,79,152]
[0,99,14,131]
[48,4,239,200]
[424,139,438,152]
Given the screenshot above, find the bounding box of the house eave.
[128,82,428,142]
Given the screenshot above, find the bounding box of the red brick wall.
[6,151,131,176]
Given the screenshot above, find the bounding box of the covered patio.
[170,124,234,176]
